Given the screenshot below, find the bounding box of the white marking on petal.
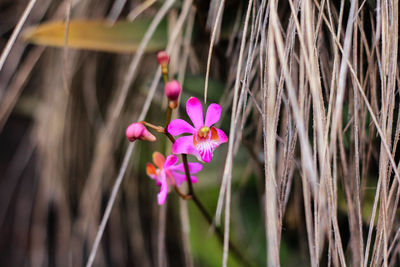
[195,139,219,161]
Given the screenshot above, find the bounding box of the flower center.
[198,126,210,138]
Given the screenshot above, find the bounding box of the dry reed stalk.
[0,0,70,132]
[107,0,127,23]
[157,202,167,267]
[0,0,38,73]
[203,0,226,102]
[80,1,177,264]
[3,0,400,266]
[0,47,45,132]
[213,0,256,265]
[62,0,72,95]
[264,1,279,265]
[0,128,35,228]
[86,1,200,265]
[180,199,194,267]
[127,0,157,22]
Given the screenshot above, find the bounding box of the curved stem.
[181,154,194,195]
[190,194,252,266]
[162,73,169,84]
[165,106,173,128]
[174,185,192,200]
[142,123,253,266]
[181,155,252,266]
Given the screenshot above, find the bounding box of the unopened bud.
[165,80,182,101]
[165,80,181,109]
[125,123,156,142]
[157,51,169,65]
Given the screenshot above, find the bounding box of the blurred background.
[0,0,400,266]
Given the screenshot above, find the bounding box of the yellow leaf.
[23,19,167,53]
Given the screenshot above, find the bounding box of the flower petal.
[195,139,219,163]
[146,163,157,177]
[200,148,213,163]
[172,172,198,186]
[157,171,168,205]
[186,97,204,129]
[205,103,221,127]
[172,135,199,157]
[153,152,165,169]
[164,155,178,169]
[190,175,198,183]
[173,162,203,173]
[215,127,228,144]
[167,119,196,136]
[172,172,186,186]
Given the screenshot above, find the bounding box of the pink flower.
[126,123,156,142]
[167,97,228,163]
[146,152,202,205]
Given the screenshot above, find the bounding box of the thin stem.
[165,106,173,128]
[164,132,176,143]
[181,146,252,266]
[161,62,168,88]
[174,185,192,200]
[190,194,252,266]
[140,121,164,132]
[139,123,252,265]
[182,154,195,195]
[162,73,169,84]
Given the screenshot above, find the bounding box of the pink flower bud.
[157,51,169,66]
[125,123,156,142]
[164,80,182,101]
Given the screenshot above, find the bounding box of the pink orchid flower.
[167,97,228,163]
[146,152,202,205]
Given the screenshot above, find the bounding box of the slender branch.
[162,73,169,84]
[190,194,252,266]
[182,154,195,195]
[174,185,192,200]
[182,154,252,266]
[141,103,252,265]
[140,121,165,132]
[164,132,176,144]
[170,131,252,266]
[165,106,173,128]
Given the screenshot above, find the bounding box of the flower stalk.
[127,51,252,266]
[142,121,252,266]
[181,154,194,195]
[165,106,173,128]
[157,50,169,84]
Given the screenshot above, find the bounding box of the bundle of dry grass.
[0,0,399,266]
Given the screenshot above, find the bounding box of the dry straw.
[1,0,400,266]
